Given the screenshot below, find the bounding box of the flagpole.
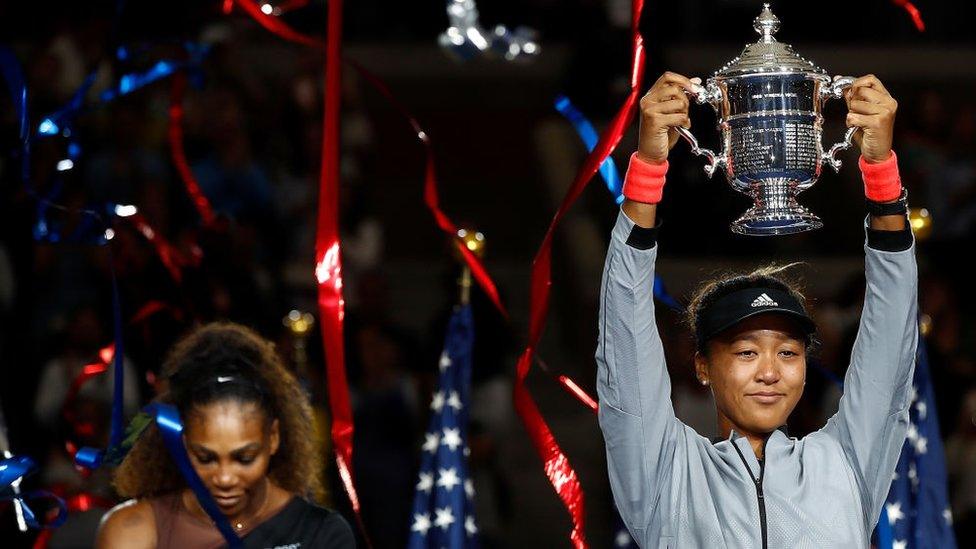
[455,228,485,306]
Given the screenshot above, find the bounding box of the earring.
[701,380,709,386]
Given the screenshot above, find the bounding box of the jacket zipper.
[733,441,768,549]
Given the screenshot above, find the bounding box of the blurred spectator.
[33,304,139,432]
[349,320,420,548]
[945,389,976,544]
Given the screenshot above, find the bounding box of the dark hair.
[687,263,818,355]
[166,343,273,423]
[113,322,325,502]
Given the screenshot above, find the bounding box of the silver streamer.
[439,0,540,61]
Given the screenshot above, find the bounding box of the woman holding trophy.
[596,65,916,548]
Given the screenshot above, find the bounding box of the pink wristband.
[622,153,668,204]
[859,151,902,202]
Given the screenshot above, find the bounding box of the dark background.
[1,0,974,547]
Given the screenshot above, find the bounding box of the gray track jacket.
[597,210,918,548]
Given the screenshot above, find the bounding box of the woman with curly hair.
[95,322,354,548]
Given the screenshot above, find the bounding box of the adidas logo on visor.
[751,293,779,307]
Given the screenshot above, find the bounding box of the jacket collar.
[714,426,792,478]
[709,424,790,445]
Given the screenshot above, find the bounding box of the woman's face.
[184,401,279,519]
[695,314,807,438]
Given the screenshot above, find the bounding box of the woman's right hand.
[637,72,699,164]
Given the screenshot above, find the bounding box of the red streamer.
[345,61,508,317]
[311,0,370,539]
[222,0,370,536]
[557,375,598,413]
[512,0,646,546]
[62,344,115,443]
[125,212,200,284]
[129,300,184,325]
[276,0,311,14]
[891,0,926,32]
[168,73,216,226]
[227,2,508,316]
[32,492,113,549]
[234,0,322,47]
[228,8,607,546]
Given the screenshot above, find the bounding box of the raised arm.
[822,75,917,528]
[596,72,695,535]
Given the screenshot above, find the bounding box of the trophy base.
[731,209,824,236]
[731,179,823,236]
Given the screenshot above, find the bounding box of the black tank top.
[149,493,355,548]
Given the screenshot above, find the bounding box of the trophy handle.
[820,76,857,172]
[677,81,726,178]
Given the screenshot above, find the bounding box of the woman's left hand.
[844,74,898,163]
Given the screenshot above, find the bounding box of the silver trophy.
[679,4,857,235]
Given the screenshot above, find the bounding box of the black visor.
[695,287,816,348]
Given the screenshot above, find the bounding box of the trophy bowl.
[677,4,857,236]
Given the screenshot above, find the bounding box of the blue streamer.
[99,59,182,102]
[0,455,34,489]
[810,358,844,390]
[105,246,126,454]
[145,403,243,548]
[32,46,208,243]
[0,51,129,468]
[653,276,684,313]
[0,456,68,530]
[36,72,96,140]
[554,95,693,314]
[554,89,849,395]
[0,43,209,247]
[0,47,31,187]
[554,94,624,204]
[79,405,241,543]
[5,490,69,530]
[73,247,126,468]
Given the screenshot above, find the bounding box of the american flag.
[408,304,479,548]
[875,336,957,548]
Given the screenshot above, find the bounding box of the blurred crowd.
[1,2,974,547]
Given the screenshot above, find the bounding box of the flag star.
[441,428,463,452]
[915,435,928,455]
[416,472,434,493]
[465,478,476,499]
[886,501,905,524]
[908,463,918,480]
[437,467,461,491]
[909,384,918,403]
[422,432,440,454]
[906,423,918,442]
[465,516,478,536]
[891,470,899,481]
[915,400,927,420]
[434,507,455,531]
[447,391,463,411]
[615,530,633,547]
[893,540,907,549]
[430,391,445,412]
[439,353,453,372]
[411,512,432,536]
[944,507,953,525]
